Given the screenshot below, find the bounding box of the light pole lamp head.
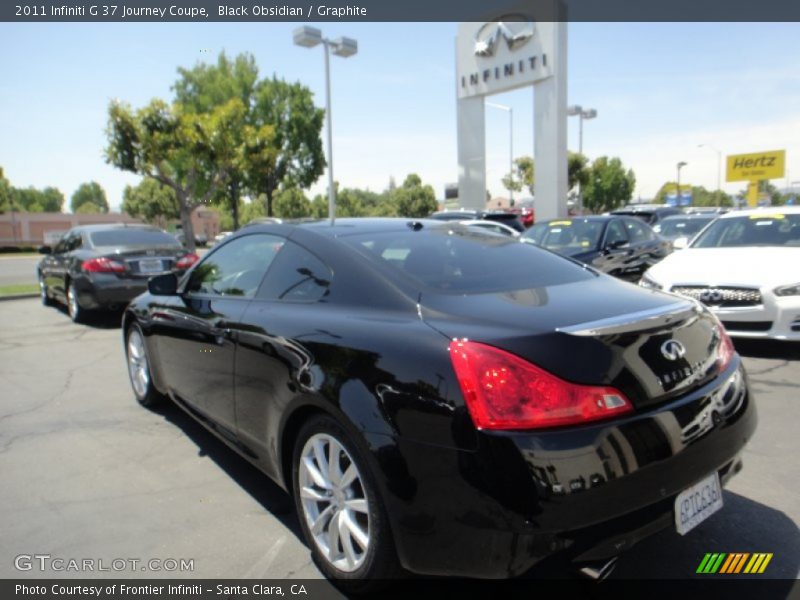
[567,105,582,116]
[677,161,688,169]
[331,37,358,58]
[293,26,322,48]
[582,108,597,119]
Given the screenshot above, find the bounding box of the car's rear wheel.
[292,415,400,590]
[125,323,164,408]
[39,274,53,306]
[66,282,86,323]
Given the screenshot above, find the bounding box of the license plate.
[138,259,163,273]
[675,472,723,535]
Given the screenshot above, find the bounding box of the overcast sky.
[1,22,798,211]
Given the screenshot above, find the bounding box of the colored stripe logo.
[697,553,773,574]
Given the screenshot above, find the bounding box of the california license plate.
[675,472,723,535]
[138,259,163,273]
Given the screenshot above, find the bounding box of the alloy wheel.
[126,328,150,399]
[298,433,371,572]
[67,285,79,320]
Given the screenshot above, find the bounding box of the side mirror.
[148,273,178,296]
[38,246,52,255]
[605,239,627,251]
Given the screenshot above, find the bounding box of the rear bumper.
[73,275,149,309]
[377,361,756,578]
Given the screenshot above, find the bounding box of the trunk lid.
[421,276,724,408]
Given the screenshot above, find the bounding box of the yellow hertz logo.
[697,552,773,574]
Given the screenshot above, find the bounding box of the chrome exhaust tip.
[577,556,618,580]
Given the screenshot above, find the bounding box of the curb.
[0,293,39,302]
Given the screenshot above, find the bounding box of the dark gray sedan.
[37,224,199,322]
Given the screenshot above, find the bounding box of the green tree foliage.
[249,76,326,216]
[10,186,65,212]
[0,167,11,213]
[105,97,247,251]
[653,182,733,207]
[71,181,109,213]
[582,156,636,214]
[240,197,267,224]
[273,187,312,219]
[121,178,180,227]
[502,153,588,198]
[392,173,438,217]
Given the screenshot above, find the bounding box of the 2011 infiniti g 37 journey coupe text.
[122,219,756,588]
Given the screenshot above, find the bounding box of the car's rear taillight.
[175,253,199,269]
[449,340,633,431]
[716,325,735,373]
[82,257,125,273]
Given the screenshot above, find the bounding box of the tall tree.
[105,97,246,251]
[273,187,312,219]
[392,173,438,217]
[0,167,11,213]
[174,52,260,231]
[582,156,636,214]
[71,181,109,213]
[121,178,180,227]
[249,77,326,216]
[502,153,589,198]
[11,186,64,212]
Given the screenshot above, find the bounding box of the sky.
[1,21,799,212]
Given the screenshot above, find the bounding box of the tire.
[39,274,54,306]
[66,282,87,323]
[292,415,401,591]
[125,323,164,409]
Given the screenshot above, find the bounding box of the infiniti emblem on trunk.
[661,340,686,361]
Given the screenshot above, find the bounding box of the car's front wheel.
[39,274,53,306]
[292,415,400,590]
[125,323,164,409]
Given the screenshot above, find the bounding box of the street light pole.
[486,102,514,206]
[567,105,597,214]
[698,143,722,194]
[293,26,358,226]
[676,161,687,205]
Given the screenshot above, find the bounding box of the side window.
[258,241,332,302]
[54,231,73,254]
[624,218,654,243]
[187,233,284,298]
[604,220,629,247]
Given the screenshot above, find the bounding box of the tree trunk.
[266,189,274,217]
[178,195,196,253]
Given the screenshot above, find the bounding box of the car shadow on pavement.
[53,304,124,329]
[733,339,800,361]
[153,400,303,538]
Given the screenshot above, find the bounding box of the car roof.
[536,215,614,223]
[612,205,677,213]
[659,213,715,221]
[71,223,162,233]
[245,217,451,238]
[717,206,800,219]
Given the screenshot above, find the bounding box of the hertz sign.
[726,150,786,182]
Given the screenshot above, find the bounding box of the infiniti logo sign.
[700,289,724,304]
[661,340,687,361]
[474,16,534,57]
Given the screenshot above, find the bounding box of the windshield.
[655,217,713,238]
[691,213,800,248]
[521,219,604,254]
[90,229,181,247]
[342,225,593,293]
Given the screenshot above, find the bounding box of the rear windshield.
[341,225,594,293]
[90,229,180,247]
[691,213,800,248]
[655,218,713,237]
[522,219,604,252]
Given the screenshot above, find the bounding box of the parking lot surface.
[1,298,798,581]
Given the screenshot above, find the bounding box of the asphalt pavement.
[0,298,798,584]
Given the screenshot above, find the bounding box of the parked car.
[641,207,800,340]
[122,218,754,588]
[522,216,672,281]
[653,214,717,249]
[507,199,535,227]
[460,219,519,237]
[429,209,525,232]
[611,204,683,227]
[38,224,199,322]
[175,228,208,247]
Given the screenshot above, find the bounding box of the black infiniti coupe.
[122,218,755,588]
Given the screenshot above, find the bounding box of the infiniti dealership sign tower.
[456,17,568,219]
